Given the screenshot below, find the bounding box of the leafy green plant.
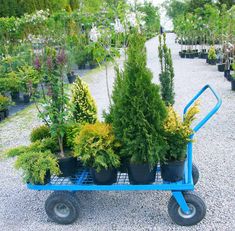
[106,31,167,167]
[15,151,60,184]
[163,101,200,162]
[6,137,59,158]
[5,146,28,158]
[18,65,40,94]
[71,77,97,124]
[64,123,83,149]
[208,46,217,60]
[34,48,70,158]
[30,125,51,142]
[158,33,175,106]
[138,1,160,39]
[74,123,120,172]
[0,95,12,111]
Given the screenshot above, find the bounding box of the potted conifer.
[161,101,200,182]
[207,46,217,65]
[15,151,60,185]
[74,123,120,185]
[106,30,167,185]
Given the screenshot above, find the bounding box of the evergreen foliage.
[15,151,60,184]
[30,125,51,142]
[74,123,120,172]
[107,31,167,167]
[163,101,200,161]
[0,0,68,17]
[208,46,217,60]
[158,33,175,106]
[71,77,97,124]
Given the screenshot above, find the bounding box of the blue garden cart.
[27,85,222,226]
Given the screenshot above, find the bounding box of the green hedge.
[0,0,68,17]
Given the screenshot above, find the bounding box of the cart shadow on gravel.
[73,191,173,226]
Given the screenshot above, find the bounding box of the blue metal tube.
[184,85,222,185]
[172,191,190,213]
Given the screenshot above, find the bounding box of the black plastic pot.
[218,63,225,72]
[231,79,235,91]
[4,109,9,118]
[127,163,156,185]
[58,157,77,177]
[208,59,217,65]
[90,168,117,185]
[11,92,20,102]
[67,73,76,84]
[226,73,232,82]
[224,70,230,78]
[78,64,86,70]
[202,53,208,59]
[161,160,185,182]
[179,51,186,58]
[23,94,30,104]
[0,109,9,121]
[185,53,194,59]
[89,63,97,69]
[0,111,5,121]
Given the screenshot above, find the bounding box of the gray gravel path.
[0,33,235,231]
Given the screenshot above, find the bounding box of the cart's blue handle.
[184,85,222,185]
[183,84,222,134]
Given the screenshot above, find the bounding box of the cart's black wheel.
[168,191,206,226]
[192,163,199,185]
[45,191,79,225]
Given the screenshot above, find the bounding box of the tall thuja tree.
[108,31,167,166]
[158,33,175,106]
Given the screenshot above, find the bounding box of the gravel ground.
[0,33,235,231]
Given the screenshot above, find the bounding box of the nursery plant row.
[0,1,161,122]
[173,3,235,91]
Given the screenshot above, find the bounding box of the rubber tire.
[45,191,79,225]
[168,191,206,226]
[192,163,199,185]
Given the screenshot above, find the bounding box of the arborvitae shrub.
[158,33,175,106]
[71,77,97,124]
[107,31,167,166]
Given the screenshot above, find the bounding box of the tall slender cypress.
[107,31,167,166]
[158,33,175,106]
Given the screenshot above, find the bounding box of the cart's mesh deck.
[48,167,162,186]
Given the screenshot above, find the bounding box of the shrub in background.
[208,46,217,60]
[30,125,51,142]
[0,95,12,111]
